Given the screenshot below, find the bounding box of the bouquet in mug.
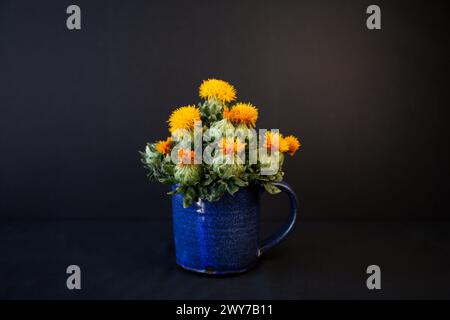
[140,79,301,207]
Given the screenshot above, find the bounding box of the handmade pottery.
[171,181,298,274]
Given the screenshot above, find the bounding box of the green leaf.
[263,183,281,194]
[182,196,192,208]
[233,177,248,187]
[226,180,240,195]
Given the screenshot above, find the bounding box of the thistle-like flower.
[168,105,201,133]
[174,149,202,185]
[219,137,246,156]
[199,79,237,103]
[155,137,173,155]
[264,131,289,152]
[223,103,258,128]
[283,135,301,156]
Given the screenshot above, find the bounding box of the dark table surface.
[1,220,449,299]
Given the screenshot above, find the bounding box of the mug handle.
[258,181,299,256]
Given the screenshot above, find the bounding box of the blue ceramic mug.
[171,181,299,274]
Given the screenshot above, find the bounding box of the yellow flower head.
[168,105,201,133]
[264,131,288,152]
[219,137,246,155]
[223,103,258,128]
[199,79,237,103]
[155,137,173,155]
[283,135,301,155]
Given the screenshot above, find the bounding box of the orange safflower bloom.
[283,135,301,155]
[264,131,289,152]
[219,137,246,155]
[177,148,196,165]
[223,103,258,128]
[168,105,201,133]
[155,137,173,155]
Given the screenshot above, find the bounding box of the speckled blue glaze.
[171,181,298,274]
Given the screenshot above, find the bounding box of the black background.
[1,0,450,300]
[1,0,449,221]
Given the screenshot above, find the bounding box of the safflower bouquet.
[140,79,301,208]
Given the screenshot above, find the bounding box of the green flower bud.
[259,152,282,176]
[174,164,202,185]
[210,119,235,133]
[212,155,245,179]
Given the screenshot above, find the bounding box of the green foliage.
[140,144,176,185]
